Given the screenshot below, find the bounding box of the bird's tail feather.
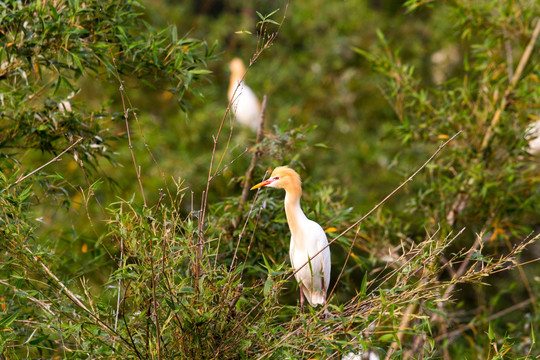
[303,285,325,307]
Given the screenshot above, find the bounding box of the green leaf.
[379,333,394,342]
[264,276,273,297]
[360,272,367,296]
[188,69,212,75]
[0,311,19,328]
[235,30,252,35]
[19,185,34,202]
[71,53,84,73]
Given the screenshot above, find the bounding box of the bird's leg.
[299,286,305,313]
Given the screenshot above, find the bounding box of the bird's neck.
[284,188,308,242]
[228,73,244,96]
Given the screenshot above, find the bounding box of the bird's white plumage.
[228,80,261,131]
[288,214,331,306]
[526,120,540,154]
[228,58,261,131]
[253,166,331,309]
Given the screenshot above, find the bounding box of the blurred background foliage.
[1,0,540,358]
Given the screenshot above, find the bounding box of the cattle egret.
[228,58,262,131]
[251,166,331,312]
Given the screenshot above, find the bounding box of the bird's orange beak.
[250,178,274,190]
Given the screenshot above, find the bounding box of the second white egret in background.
[228,58,262,131]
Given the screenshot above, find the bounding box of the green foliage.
[0,0,213,159]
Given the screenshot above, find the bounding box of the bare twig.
[285,131,463,286]
[114,237,124,333]
[230,169,269,272]
[241,95,268,205]
[0,279,54,316]
[194,5,289,300]
[14,137,83,185]
[209,148,250,182]
[118,82,147,208]
[149,233,162,359]
[198,2,290,250]
[327,223,363,300]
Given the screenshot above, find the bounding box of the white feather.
[229,80,261,131]
[526,120,540,154]
[287,195,331,306]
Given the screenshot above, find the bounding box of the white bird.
[526,120,540,154]
[251,166,331,312]
[228,58,262,131]
[342,350,380,360]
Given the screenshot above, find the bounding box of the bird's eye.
[274,176,280,180]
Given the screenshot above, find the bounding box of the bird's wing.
[320,236,331,291]
[229,82,261,130]
[289,235,296,268]
[305,220,331,292]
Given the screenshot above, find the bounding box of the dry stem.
[286,131,463,290]
[480,18,540,151]
[240,95,268,205]
[14,137,83,185]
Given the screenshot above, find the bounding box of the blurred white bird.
[342,350,380,360]
[228,58,262,131]
[251,166,331,312]
[526,120,540,154]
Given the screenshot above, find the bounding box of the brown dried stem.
[481,18,540,151]
[240,94,268,205]
[285,131,463,289]
[14,137,83,185]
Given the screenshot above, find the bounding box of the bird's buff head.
[251,166,302,194]
[229,58,247,77]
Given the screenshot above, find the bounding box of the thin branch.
[209,148,250,182]
[230,170,269,273]
[0,279,54,316]
[241,95,268,204]
[118,83,147,208]
[14,137,83,185]
[149,234,162,359]
[198,3,290,251]
[285,131,463,284]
